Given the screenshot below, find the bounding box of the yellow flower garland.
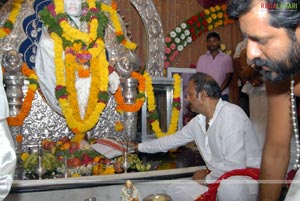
[60,19,98,45]
[144,73,181,138]
[101,3,137,50]
[52,0,137,49]
[46,0,140,141]
[0,0,23,39]
[52,33,108,142]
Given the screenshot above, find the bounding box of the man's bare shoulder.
[265,74,300,98]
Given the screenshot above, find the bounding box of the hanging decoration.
[38,0,137,141]
[101,2,137,50]
[6,63,39,126]
[114,71,145,113]
[144,72,181,138]
[53,33,109,142]
[0,0,23,39]
[164,4,235,68]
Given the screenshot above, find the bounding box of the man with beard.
[196,32,233,101]
[227,0,300,200]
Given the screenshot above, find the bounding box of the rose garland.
[144,72,181,138]
[164,4,235,68]
[0,0,24,39]
[114,71,145,113]
[6,63,39,126]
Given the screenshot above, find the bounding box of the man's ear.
[199,90,208,100]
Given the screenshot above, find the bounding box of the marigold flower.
[210,7,216,13]
[21,152,29,161]
[15,133,23,143]
[115,121,124,131]
[217,12,223,19]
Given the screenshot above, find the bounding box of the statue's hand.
[108,71,120,94]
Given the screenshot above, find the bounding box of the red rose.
[199,12,205,18]
[192,16,198,22]
[187,19,194,25]
[189,27,195,34]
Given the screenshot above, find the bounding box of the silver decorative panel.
[21,87,124,145]
[129,0,165,77]
[0,0,33,57]
[0,0,166,148]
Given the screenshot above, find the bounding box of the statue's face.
[64,0,82,17]
[125,180,133,189]
[2,51,22,72]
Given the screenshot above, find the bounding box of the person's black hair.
[189,72,221,99]
[206,31,221,41]
[227,0,300,30]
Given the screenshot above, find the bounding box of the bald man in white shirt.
[136,73,262,201]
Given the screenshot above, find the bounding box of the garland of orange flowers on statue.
[53,33,109,142]
[114,72,145,112]
[144,72,181,138]
[6,63,39,126]
[0,0,24,39]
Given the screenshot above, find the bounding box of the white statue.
[121,180,141,201]
[34,0,120,117]
[64,0,82,17]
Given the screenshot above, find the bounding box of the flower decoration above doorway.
[164,4,235,68]
[196,0,229,8]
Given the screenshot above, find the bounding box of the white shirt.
[233,39,247,59]
[139,99,262,184]
[0,69,9,120]
[0,70,16,201]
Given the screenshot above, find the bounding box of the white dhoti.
[0,120,16,201]
[285,168,300,201]
[164,176,258,201]
[0,62,17,201]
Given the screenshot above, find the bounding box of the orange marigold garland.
[15,133,23,143]
[114,71,145,112]
[6,63,39,126]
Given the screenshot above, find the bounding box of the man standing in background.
[196,32,233,101]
